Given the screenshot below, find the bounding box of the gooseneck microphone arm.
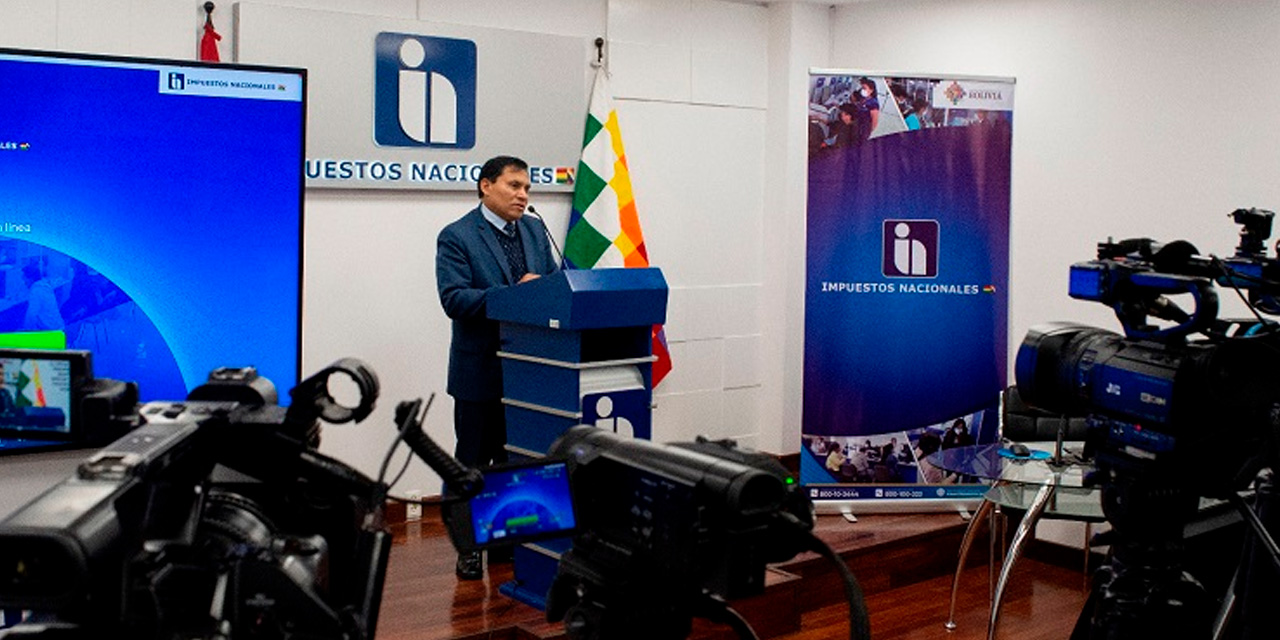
[524,205,567,269]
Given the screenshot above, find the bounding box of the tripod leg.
[1211,570,1238,640]
[1229,491,1280,576]
[1231,473,1280,640]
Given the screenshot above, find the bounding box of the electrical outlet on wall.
[406,490,422,521]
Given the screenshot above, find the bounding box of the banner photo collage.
[802,72,1014,508]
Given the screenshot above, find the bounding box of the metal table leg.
[944,484,1001,631]
[987,478,1056,640]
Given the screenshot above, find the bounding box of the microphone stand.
[524,205,567,269]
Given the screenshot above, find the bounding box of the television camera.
[1014,208,1280,639]
[420,424,872,640]
[0,358,392,639]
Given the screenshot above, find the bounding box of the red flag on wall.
[199,9,221,62]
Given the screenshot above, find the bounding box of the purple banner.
[801,74,1014,506]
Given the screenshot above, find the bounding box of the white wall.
[830,0,1280,367]
[762,1,831,454]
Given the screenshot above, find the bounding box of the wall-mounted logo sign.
[374,32,476,149]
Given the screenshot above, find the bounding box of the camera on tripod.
[1013,209,1280,639]
[428,425,869,640]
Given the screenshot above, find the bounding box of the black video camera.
[1015,210,1280,481]
[0,358,390,640]
[1014,210,1280,639]
[433,425,844,640]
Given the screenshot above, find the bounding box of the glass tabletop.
[983,482,1105,520]
[925,443,1093,488]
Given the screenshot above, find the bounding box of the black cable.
[376,394,435,488]
[391,395,434,491]
[386,444,414,491]
[375,401,414,492]
[1208,255,1269,326]
[695,593,761,640]
[796,522,871,640]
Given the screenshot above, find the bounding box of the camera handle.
[393,398,483,500]
[1115,272,1219,341]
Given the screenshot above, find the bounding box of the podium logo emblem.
[374,32,476,149]
[882,219,938,278]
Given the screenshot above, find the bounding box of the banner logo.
[374,32,477,149]
[934,80,1014,111]
[882,219,939,278]
[168,72,186,90]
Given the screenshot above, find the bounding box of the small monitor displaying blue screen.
[470,461,576,545]
[0,356,70,436]
[0,49,304,403]
[1068,264,1105,301]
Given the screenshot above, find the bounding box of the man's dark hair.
[476,155,528,198]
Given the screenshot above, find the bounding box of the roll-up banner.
[802,71,1014,512]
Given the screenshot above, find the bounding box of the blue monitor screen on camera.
[1068,264,1105,301]
[470,461,576,545]
[0,50,304,403]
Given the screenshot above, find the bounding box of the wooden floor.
[374,511,1091,640]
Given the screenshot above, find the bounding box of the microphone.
[524,205,567,269]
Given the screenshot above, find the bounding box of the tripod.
[1071,463,1280,640]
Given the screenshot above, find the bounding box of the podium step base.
[499,579,549,611]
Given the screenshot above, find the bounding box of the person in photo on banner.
[435,155,559,580]
[852,77,880,142]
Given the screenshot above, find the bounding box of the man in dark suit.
[436,155,559,579]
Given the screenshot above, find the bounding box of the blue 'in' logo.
[374,32,477,149]
[168,73,185,90]
[882,219,939,277]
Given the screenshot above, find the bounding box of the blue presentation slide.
[0,52,304,402]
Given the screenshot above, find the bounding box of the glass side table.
[927,443,1103,640]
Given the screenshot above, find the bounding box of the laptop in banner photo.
[373,32,477,149]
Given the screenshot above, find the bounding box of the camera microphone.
[524,205,566,269]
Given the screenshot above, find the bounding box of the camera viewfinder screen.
[0,49,304,402]
[470,461,576,545]
[0,356,70,435]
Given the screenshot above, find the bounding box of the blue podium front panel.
[505,404,579,456]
